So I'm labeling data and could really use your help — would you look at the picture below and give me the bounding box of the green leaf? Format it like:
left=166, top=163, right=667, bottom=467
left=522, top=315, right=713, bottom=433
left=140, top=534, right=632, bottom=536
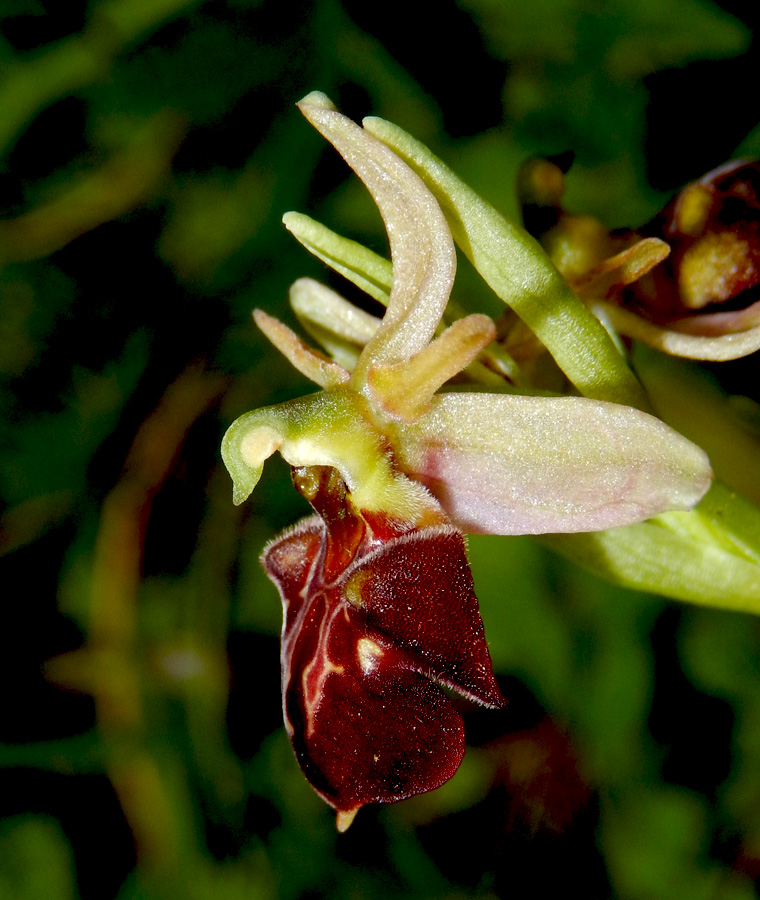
left=633, top=345, right=760, bottom=508
left=544, top=482, right=760, bottom=613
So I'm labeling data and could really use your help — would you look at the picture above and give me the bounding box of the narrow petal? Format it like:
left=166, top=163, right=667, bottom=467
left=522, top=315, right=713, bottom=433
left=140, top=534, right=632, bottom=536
left=574, top=238, right=670, bottom=298
left=289, top=277, right=380, bottom=371
left=660, top=297, right=760, bottom=337
left=253, top=309, right=349, bottom=389
left=296, top=93, right=456, bottom=381
left=283, top=212, right=392, bottom=305
left=363, top=114, right=651, bottom=411
left=389, top=393, right=712, bottom=534
left=366, top=314, right=496, bottom=422
left=591, top=300, right=760, bottom=361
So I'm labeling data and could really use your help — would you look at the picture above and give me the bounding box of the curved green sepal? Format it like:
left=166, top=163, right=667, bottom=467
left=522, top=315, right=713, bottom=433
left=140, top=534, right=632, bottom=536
left=363, top=115, right=650, bottom=411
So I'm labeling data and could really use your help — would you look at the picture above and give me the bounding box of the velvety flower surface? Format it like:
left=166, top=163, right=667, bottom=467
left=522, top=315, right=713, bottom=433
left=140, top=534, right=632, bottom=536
left=222, top=93, right=712, bottom=829
left=264, top=466, right=503, bottom=831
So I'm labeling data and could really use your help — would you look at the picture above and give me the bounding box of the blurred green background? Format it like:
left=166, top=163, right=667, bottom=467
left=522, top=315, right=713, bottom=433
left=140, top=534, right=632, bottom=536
left=1, top=1, right=760, bottom=897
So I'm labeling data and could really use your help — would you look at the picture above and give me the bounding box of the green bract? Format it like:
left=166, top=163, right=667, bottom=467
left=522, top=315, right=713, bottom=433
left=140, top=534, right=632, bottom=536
left=223, top=93, right=725, bottom=602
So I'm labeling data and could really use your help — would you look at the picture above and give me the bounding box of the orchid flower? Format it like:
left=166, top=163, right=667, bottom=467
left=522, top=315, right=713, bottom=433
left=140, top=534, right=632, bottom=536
left=222, top=93, right=712, bottom=829
left=520, top=156, right=760, bottom=362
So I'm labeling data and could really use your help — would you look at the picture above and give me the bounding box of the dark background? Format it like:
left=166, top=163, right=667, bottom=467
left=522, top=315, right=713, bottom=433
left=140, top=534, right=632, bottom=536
left=1, top=1, right=760, bottom=898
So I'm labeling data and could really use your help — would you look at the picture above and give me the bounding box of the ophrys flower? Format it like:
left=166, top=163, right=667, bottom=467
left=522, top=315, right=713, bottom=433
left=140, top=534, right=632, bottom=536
left=222, top=93, right=712, bottom=829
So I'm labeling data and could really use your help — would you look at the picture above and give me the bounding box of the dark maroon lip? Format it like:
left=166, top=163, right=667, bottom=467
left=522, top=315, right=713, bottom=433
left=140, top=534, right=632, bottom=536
left=261, top=466, right=505, bottom=822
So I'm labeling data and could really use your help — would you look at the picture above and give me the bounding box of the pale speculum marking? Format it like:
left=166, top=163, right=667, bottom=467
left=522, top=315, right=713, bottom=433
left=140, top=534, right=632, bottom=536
left=301, top=599, right=346, bottom=737
left=356, top=637, right=383, bottom=675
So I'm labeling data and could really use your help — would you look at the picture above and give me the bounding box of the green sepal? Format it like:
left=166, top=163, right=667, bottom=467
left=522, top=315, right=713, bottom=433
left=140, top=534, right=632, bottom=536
left=363, top=115, right=651, bottom=411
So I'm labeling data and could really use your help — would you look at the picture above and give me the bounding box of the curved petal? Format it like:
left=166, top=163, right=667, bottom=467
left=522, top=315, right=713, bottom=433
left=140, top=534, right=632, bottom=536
left=363, top=114, right=651, bottom=411
left=389, top=393, right=713, bottom=534
left=296, top=93, right=456, bottom=381
left=573, top=237, right=670, bottom=298
left=665, top=296, right=760, bottom=336
left=592, top=300, right=760, bottom=361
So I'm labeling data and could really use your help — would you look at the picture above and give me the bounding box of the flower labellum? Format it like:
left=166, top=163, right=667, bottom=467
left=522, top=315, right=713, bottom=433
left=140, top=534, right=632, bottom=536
left=264, top=465, right=504, bottom=832
left=223, top=93, right=713, bottom=828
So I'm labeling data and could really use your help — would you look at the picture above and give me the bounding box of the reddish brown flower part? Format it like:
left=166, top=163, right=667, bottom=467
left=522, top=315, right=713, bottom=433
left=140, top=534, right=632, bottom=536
left=518, top=156, right=760, bottom=360
left=223, top=97, right=713, bottom=832
left=632, top=160, right=760, bottom=322
left=261, top=466, right=505, bottom=831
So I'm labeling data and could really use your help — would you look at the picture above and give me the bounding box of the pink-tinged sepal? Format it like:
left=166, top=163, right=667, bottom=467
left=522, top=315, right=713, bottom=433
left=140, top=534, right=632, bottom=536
left=389, top=393, right=712, bottom=535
